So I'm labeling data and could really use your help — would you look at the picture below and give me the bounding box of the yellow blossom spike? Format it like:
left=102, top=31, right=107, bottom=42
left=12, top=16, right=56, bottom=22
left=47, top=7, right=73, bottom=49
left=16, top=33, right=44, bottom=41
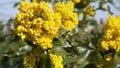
left=23, top=47, right=40, bottom=67
left=73, top=0, right=81, bottom=3
left=14, top=1, right=61, bottom=50
left=99, top=15, right=120, bottom=54
left=55, top=1, right=78, bottom=31
left=85, top=5, right=95, bottom=16
left=14, top=1, right=78, bottom=50
left=49, top=53, right=63, bottom=68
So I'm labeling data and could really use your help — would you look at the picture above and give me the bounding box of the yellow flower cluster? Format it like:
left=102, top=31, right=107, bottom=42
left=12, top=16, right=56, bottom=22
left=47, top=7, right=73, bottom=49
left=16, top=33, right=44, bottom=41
left=14, top=1, right=78, bottom=50
left=95, top=59, right=114, bottom=68
left=83, top=5, right=95, bottom=20
left=23, top=47, right=40, bottom=67
left=24, top=54, right=36, bottom=67
left=50, top=53, right=63, bottom=68
left=99, top=15, right=120, bottom=54
left=73, top=0, right=93, bottom=5
left=85, top=5, right=95, bottom=16
left=73, top=0, right=81, bottom=3
left=55, top=1, right=78, bottom=31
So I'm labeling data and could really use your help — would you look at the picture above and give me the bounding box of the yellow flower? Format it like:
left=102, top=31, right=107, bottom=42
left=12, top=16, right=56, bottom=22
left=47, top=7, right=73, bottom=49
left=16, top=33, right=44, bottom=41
left=36, top=37, right=53, bottom=50
left=73, top=0, right=81, bottom=3
left=73, top=0, right=93, bottom=6
left=14, top=1, right=78, bottom=50
left=105, top=55, right=113, bottom=61
left=49, top=53, right=63, bottom=68
left=55, top=1, right=78, bottom=31
left=101, top=41, right=109, bottom=50
left=23, top=47, right=40, bottom=67
left=14, top=1, right=61, bottom=50
left=99, top=15, right=120, bottom=54
left=85, top=5, right=95, bottom=16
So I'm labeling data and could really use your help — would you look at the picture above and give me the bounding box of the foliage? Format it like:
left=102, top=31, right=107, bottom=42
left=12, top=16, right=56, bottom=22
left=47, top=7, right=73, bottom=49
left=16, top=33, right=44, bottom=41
left=0, top=0, right=120, bottom=68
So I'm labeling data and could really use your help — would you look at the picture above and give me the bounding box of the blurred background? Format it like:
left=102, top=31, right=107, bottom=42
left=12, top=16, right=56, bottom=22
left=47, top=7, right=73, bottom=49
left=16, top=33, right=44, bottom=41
left=0, top=0, right=120, bottom=23
left=0, top=0, right=120, bottom=68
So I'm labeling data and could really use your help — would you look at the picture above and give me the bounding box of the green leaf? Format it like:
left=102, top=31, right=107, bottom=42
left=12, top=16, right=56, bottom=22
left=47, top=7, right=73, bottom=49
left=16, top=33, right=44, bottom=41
left=84, top=63, right=97, bottom=68
left=14, top=2, right=20, bottom=8
left=59, top=27, right=69, bottom=39
left=73, top=46, right=88, bottom=55
left=63, top=56, right=78, bottom=65
left=10, top=57, right=24, bottom=68
left=53, top=37, right=71, bottom=47
left=8, top=35, right=20, bottom=44
left=6, top=19, right=14, bottom=26
left=52, top=45, right=67, bottom=55
left=0, top=23, right=4, bottom=31
left=40, top=51, right=51, bottom=68
left=76, top=63, right=89, bottom=68
left=63, top=49, right=92, bottom=65
left=1, top=56, right=10, bottom=68
left=78, top=50, right=92, bottom=62
left=115, top=55, right=120, bottom=65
